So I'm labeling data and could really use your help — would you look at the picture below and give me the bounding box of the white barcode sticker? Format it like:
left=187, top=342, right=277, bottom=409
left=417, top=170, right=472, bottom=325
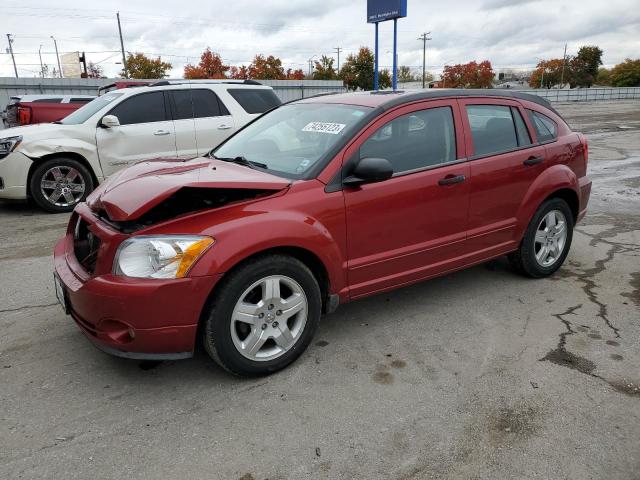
left=302, top=122, right=346, bottom=134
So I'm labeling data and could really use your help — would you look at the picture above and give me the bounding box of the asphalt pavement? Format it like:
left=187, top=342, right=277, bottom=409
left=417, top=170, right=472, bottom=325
left=1, top=100, right=639, bottom=479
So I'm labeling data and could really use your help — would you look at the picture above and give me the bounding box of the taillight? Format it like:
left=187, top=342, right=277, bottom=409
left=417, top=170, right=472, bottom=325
left=17, top=106, right=31, bottom=125
left=581, top=134, right=588, bottom=165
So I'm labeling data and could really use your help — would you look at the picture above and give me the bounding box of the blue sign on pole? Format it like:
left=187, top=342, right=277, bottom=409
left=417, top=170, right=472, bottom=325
left=367, top=0, right=407, bottom=23
left=367, top=0, right=407, bottom=91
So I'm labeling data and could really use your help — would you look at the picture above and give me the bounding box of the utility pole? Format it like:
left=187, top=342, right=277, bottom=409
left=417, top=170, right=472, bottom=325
left=333, top=47, right=342, bottom=72
left=6, top=34, right=18, bottom=78
left=417, top=32, right=431, bottom=89
left=560, top=43, right=567, bottom=88
left=38, top=44, right=45, bottom=78
left=117, top=12, right=127, bottom=78
left=51, top=36, right=63, bottom=78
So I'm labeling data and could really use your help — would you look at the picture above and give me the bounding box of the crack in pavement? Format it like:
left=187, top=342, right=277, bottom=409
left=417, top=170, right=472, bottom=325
left=0, top=303, right=58, bottom=315
left=540, top=305, right=639, bottom=398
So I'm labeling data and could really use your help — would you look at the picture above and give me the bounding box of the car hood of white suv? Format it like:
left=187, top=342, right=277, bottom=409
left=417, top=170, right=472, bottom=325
left=2, top=122, right=95, bottom=157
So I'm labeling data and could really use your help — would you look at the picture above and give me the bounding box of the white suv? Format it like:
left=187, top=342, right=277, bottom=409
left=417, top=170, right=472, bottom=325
left=0, top=80, right=281, bottom=212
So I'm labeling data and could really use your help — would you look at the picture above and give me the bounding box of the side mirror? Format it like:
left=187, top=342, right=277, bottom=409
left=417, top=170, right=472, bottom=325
left=101, top=115, right=120, bottom=128
left=343, top=157, right=393, bottom=187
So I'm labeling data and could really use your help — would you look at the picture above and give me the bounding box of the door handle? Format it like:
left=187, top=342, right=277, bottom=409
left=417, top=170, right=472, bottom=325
left=154, top=130, right=171, bottom=136
left=523, top=156, right=544, bottom=166
left=438, top=174, right=466, bottom=186
left=217, top=124, right=232, bottom=130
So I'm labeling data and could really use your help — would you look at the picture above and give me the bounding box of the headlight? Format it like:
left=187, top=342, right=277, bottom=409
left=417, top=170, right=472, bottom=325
left=113, top=235, right=214, bottom=279
left=0, top=136, right=22, bottom=159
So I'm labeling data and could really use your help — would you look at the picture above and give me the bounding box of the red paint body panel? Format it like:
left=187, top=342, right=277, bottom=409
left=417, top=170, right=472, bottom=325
left=6, top=101, right=86, bottom=127
left=53, top=91, right=591, bottom=359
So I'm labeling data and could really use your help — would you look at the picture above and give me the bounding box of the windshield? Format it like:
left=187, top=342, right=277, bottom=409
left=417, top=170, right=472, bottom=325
left=59, top=92, right=124, bottom=125
left=213, top=103, right=371, bottom=178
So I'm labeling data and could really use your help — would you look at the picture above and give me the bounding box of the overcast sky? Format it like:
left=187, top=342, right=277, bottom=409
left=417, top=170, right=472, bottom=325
left=2, top=0, right=639, bottom=78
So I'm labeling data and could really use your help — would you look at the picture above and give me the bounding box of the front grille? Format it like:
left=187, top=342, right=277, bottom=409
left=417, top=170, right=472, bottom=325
left=73, top=217, right=101, bottom=274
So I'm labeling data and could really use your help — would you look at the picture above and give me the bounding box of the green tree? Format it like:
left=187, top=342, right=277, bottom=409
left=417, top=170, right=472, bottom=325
left=596, top=67, right=612, bottom=86
left=122, top=52, right=172, bottom=79
left=312, top=55, right=337, bottom=80
left=609, top=58, right=640, bottom=87
left=570, top=45, right=603, bottom=87
left=339, top=47, right=392, bottom=90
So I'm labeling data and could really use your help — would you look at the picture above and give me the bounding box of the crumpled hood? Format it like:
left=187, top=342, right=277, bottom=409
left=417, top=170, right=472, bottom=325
left=86, top=157, right=291, bottom=221
left=1, top=122, right=78, bottom=141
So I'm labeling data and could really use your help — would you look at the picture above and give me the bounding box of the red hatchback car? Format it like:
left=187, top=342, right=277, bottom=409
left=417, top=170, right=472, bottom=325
left=54, top=90, right=591, bottom=376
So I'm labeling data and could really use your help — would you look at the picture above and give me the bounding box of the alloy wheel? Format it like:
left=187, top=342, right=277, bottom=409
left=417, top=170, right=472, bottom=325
left=40, top=166, right=86, bottom=207
left=230, top=275, right=308, bottom=362
left=534, top=209, right=568, bottom=267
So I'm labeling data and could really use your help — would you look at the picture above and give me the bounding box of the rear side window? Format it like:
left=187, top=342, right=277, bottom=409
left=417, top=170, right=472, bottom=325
left=32, top=98, right=62, bottom=103
left=69, top=98, right=93, bottom=104
left=192, top=89, right=229, bottom=118
left=108, top=92, right=167, bottom=125
left=511, top=107, right=532, bottom=146
left=527, top=110, right=557, bottom=142
left=466, top=105, right=518, bottom=156
left=227, top=88, right=281, bottom=114
left=360, top=106, right=457, bottom=174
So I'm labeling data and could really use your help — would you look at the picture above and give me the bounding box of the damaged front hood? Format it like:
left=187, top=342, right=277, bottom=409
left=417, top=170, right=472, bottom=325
left=87, top=157, right=291, bottom=222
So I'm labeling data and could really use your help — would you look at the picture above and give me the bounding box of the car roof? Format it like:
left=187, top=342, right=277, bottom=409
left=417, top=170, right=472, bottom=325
left=297, top=89, right=557, bottom=114
left=112, top=80, right=273, bottom=97
left=11, top=94, right=95, bottom=101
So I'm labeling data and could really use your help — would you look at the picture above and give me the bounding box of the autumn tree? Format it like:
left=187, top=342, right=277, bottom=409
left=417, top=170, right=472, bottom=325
left=528, top=59, right=566, bottom=89
left=312, top=55, right=337, bottom=80
left=229, top=65, right=250, bottom=79
left=123, top=52, right=172, bottom=79
left=86, top=62, right=104, bottom=78
left=609, top=58, right=640, bottom=87
left=398, top=66, right=414, bottom=83
left=286, top=68, right=305, bottom=80
left=442, top=60, right=494, bottom=88
left=184, top=48, right=229, bottom=79
left=570, top=45, right=603, bottom=88
left=249, top=54, right=286, bottom=79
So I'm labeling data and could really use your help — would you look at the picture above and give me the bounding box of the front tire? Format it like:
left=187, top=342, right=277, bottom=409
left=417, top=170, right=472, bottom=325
left=203, top=255, right=322, bottom=376
left=509, top=198, right=574, bottom=278
left=30, top=158, right=94, bottom=213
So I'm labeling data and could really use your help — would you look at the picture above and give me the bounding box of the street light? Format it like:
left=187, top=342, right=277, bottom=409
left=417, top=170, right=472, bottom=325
left=307, top=55, right=317, bottom=78
left=51, top=36, right=63, bottom=78
left=38, top=45, right=45, bottom=78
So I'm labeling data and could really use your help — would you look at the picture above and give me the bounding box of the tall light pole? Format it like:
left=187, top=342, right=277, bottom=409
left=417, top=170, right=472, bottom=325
left=333, top=47, right=342, bottom=72
left=38, top=44, right=45, bottom=78
left=51, top=36, right=63, bottom=78
left=560, top=43, right=567, bottom=88
left=417, top=32, right=431, bottom=88
left=6, top=34, right=18, bottom=78
left=307, top=55, right=317, bottom=78
left=117, top=12, right=128, bottom=78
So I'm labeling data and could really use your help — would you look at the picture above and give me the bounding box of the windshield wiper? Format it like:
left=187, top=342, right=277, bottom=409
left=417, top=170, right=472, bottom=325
left=213, top=155, right=267, bottom=170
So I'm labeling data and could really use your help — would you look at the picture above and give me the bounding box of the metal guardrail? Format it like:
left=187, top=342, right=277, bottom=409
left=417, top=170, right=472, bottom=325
left=517, top=87, right=640, bottom=102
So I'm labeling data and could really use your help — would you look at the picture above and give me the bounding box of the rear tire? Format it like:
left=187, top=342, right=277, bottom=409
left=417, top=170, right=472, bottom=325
left=30, top=157, right=94, bottom=213
left=202, top=255, right=322, bottom=376
left=509, top=198, right=574, bottom=278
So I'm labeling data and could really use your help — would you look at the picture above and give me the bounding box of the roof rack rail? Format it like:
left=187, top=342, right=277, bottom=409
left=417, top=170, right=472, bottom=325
left=149, top=79, right=262, bottom=87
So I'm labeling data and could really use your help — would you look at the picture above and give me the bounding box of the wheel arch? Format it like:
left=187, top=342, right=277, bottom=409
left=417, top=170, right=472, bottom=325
left=26, top=152, right=99, bottom=197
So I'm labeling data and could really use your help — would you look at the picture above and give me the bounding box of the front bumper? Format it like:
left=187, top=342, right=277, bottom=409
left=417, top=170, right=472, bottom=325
left=0, top=151, right=31, bottom=200
left=53, top=204, right=222, bottom=359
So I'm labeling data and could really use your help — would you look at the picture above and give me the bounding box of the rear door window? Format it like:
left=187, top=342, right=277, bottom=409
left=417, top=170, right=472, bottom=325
left=192, top=89, right=229, bottom=118
left=108, top=92, right=167, bottom=125
left=227, top=88, right=282, bottom=114
left=527, top=110, right=557, bottom=142
left=360, top=106, right=457, bottom=174
left=466, top=105, right=519, bottom=156
left=170, top=90, right=194, bottom=120
left=511, top=107, right=532, bottom=146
